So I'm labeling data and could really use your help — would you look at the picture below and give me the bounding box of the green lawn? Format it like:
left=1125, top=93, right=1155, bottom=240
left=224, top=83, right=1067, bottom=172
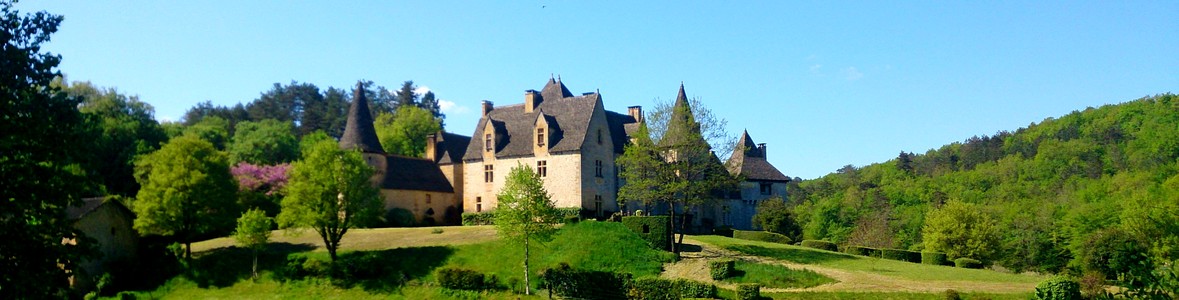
left=722, top=260, right=836, bottom=289
left=692, top=235, right=1045, bottom=285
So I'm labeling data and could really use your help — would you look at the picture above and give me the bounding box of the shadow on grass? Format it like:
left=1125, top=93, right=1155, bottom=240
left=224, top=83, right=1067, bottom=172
left=187, top=242, right=317, bottom=288
left=679, top=243, right=703, bottom=253
left=725, top=244, right=857, bottom=264
left=328, top=246, right=454, bottom=293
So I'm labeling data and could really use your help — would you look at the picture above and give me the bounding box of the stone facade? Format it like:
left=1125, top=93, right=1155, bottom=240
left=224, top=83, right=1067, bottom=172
left=66, top=197, right=138, bottom=291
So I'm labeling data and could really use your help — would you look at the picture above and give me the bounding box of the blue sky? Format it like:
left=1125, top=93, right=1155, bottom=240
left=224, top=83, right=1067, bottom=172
left=21, top=1, right=1177, bottom=179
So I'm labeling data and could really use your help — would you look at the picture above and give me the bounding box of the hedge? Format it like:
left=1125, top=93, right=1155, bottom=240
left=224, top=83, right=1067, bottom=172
left=622, top=216, right=671, bottom=251
left=540, top=263, right=632, bottom=300
left=733, top=230, right=792, bottom=244
left=736, top=283, right=762, bottom=300
left=628, top=277, right=678, bottom=300
left=435, top=268, right=486, bottom=290
left=921, top=252, right=948, bottom=266
left=709, top=259, right=735, bottom=280
left=801, top=240, right=837, bottom=252
left=675, top=279, right=718, bottom=299
left=881, top=249, right=921, bottom=263
left=460, top=211, right=495, bottom=226
left=954, top=258, right=983, bottom=269
left=556, top=207, right=581, bottom=218
left=844, top=245, right=873, bottom=257
left=1034, top=276, right=1080, bottom=300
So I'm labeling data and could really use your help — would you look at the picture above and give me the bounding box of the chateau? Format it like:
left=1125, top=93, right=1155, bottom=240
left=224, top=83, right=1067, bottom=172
left=340, top=78, right=788, bottom=230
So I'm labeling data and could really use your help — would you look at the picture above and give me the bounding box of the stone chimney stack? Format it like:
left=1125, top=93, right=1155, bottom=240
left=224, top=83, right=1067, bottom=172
left=758, top=143, right=767, bottom=157
left=425, top=133, right=439, bottom=161
left=628, top=106, right=643, bottom=123
left=481, top=100, right=494, bottom=116
left=524, top=90, right=541, bottom=113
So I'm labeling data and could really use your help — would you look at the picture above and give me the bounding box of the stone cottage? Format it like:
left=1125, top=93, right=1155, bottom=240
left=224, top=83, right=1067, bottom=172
left=66, top=197, right=137, bottom=291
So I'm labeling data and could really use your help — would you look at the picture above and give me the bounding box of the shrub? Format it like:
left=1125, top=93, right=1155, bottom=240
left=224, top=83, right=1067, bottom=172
left=460, top=211, right=495, bottom=225
left=435, top=267, right=486, bottom=290
left=556, top=207, right=581, bottom=218
left=736, top=283, right=762, bottom=300
left=541, top=263, right=632, bottom=300
left=628, top=277, right=678, bottom=300
left=563, top=215, right=580, bottom=224
left=622, top=216, right=671, bottom=251
left=922, top=252, right=949, bottom=266
left=844, top=245, right=871, bottom=256
left=801, top=240, right=837, bottom=252
left=384, top=208, right=416, bottom=227
left=712, top=225, right=734, bottom=237
left=299, top=256, right=331, bottom=277
left=882, top=249, right=921, bottom=263
left=430, top=228, right=444, bottom=234
left=953, top=258, right=983, bottom=269
left=943, top=289, right=961, bottom=300
left=1034, top=276, right=1080, bottom=300
left=752, top=197, right=801, bottom=240
left=733, top=230, right=792, bottom=244
left=675, top=279, right=718, bottom=298
left=709, top=259, right=736, bottom=280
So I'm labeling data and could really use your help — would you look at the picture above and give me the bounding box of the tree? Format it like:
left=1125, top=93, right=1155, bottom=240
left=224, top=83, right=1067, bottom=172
left=419, top=90, right=445, bottom=122
left=646, top=96, right=737, bottom=159
left=395, top=80, right=417, bottom=107
left=230, top=162, right=290, bottom=216
left=233, top=208, right=273, bottom=279
left=357, top=80, right=397, bottom=116
left=922, top=201, right=1000, bottom=262
left=752, top=197, right=802, bottom=241
left=133, top=136, right=239, bottom=262
left=247, top=81, right=320, bottom=125
left=301, top=86, right=349, bottom=138
left=494, top=164, right=561, bottom=295
left=181, top=100, right=249, bottom=132
left=228, top=119, right=298, bottom=165
left=278, top=139, right=382, bottom=261
left=58, top=80, right=167, bottom=196
left=373, top=106, right=442, bottom=157
left=0, top=2, right=97, bottom=296
left=181, top=116, right=231, bottom=150
left=617, top=123, right=678, bottom=212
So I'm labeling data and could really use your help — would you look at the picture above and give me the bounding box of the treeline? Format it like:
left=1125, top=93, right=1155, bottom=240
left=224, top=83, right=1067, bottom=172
left=792, top=94, right=1179, bottom=276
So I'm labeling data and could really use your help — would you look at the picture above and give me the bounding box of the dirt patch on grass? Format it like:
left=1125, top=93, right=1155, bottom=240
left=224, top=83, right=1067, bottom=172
left=663, top=236, right=1035, bottom=294
left=192, top=226, right=498, bottom=253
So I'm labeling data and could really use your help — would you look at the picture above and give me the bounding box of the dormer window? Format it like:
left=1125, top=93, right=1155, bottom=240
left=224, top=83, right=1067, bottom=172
left=537, top=128, right=545, bottom=147
left=485, top=134, right=492, bottom=152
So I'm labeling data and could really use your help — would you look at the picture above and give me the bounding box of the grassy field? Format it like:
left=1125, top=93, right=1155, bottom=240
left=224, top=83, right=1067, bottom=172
left=190, top=225, right=498, bottom=253
left=722, top=260, right=836, bottom=289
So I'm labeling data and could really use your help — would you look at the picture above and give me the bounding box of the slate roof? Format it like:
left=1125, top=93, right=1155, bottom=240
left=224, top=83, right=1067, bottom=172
left=659, top=83, right=703, bottom=148
left=435, top=131, right=471, bottom=165
left=340, top=82, right=385, bottom=154
left=378, top=155, right=455, bottom=193
left=463, top=78, right=638, bottom=161
left=67, top=197, right=133, bottom=220
left=725, top=130, right=790, bottom=182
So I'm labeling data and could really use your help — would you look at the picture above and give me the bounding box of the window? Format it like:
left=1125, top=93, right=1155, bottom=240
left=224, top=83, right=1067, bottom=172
left=537, top=128, right=545, bottom=147
left=537, top=160, right=547, bottom=177
left=595, top=160, right=603, bottom=178
left=425, top=194, right=432, bottom=204
left=484, top=165, right=494, bottom=183
left=595, top=195, right=603, bottom=217
left=485, top=134, right=492, bottom=152
left=759, top=182, right=773, bottom=195
left=476, top=197, right=482, bottom=212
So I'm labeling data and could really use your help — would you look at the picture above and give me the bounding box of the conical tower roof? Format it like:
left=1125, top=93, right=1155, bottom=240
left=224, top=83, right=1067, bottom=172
left=660, top=83, right=702, bottom=147
left=339, top=81, right=385, bottom=154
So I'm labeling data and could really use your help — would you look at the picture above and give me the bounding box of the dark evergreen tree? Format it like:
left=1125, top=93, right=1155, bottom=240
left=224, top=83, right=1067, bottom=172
left=419, top=90, right=445, bottom=124
left=395, top=80, right=416, bottom=107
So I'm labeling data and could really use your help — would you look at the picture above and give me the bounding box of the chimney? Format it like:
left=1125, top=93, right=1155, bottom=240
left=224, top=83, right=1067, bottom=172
left=758, top=143, right=767, bottom=157
left=481, top=100, right=494, bottom=116
left=524, top=90, right=540, bottom=113
left=425, top=133, right=438, bottom=161
left=627, top=106, right=643, bottom=123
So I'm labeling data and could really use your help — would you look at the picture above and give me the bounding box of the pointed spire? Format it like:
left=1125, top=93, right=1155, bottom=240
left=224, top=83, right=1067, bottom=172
left=340, top=81, right=385, bottom=154
left=541, top=75, right=573, bottom=100
left=659, top=83, right=702, bottom=147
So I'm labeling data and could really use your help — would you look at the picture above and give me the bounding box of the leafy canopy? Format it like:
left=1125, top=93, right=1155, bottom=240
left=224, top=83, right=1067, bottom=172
left=228, top=119, right=298, bottom=165
left=495, top=164, right=562, bottom=295
left=278, top=139, right=382, bottom=261
left=921, top=201, right=999, bottom=261
left=374, top=105, right=442, bottom=158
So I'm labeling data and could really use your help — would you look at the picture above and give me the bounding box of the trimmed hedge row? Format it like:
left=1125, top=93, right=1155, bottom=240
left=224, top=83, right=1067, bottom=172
left=733, top=230, right=792, bottom=244
left=460, top=211, right=495, bottom=225
left=709, top=259, right=735, bottom=280
left=628, top=277, right=718, bottom=300
left=881, top=249, right=921, bottom=263
left=622, top=216, right=671, bottom=251
left=540, top=263, right=631, bottom=300
left=435, top=268, right=486, bottom=290
left=844, top=246, right=875, bottom=257
left=676, top=279, right=719, bottom=299
left=921, top=252, right=948, bottom=266
left=1034, top=276, right=1080, bottom=300
left=801, top=240, right=837, bottom=252
left=954, top=258, right=983, bottom=269
left=736, top=283, right=762, bottom=300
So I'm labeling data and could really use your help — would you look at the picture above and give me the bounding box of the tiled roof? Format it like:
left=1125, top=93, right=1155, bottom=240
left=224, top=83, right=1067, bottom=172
left=435, top=131, right=471, bottom=165
left=378, top=155, right=455, bottom=193
left=726, top=130, right=790, bottom=182
left=340, top=82, right=385, bottom=154
left=67, top=197, right=133, bottom=220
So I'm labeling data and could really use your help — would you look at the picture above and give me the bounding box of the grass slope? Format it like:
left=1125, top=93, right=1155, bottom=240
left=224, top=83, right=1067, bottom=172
left=723, top=260, right=835, bottom=289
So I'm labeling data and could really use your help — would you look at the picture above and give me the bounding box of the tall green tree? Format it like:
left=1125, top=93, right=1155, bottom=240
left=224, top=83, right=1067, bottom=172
left=233, top=208, right=273, bottom=279
left=373, top=105, right=442, bottom=157
left=247, top=81, right=320, bottom=125
left=419, top=90, right=444, bottom=121
left=228, top=119, right=298, bottom=165
left=133, top=136, right=239, bottom=262
left=59, top=80, right=168, bottom=196
left=922, top=201, right=1000, bottom=261
left=395, top=80, right=417, bottom=107
left=278, top=139, right=382, bottom=261
left=494, top=164, right=561, bottom=295
left=752, top=197, right=802, bottom=241
left=182, top=100, right=249, bottom=132
left=181, top=116, right=231, bottom=150
left=0, top=2, right=97, bottom=296
left=617, top=122, right=679, bottom=214
left=301, top=86, right=349, bottom=138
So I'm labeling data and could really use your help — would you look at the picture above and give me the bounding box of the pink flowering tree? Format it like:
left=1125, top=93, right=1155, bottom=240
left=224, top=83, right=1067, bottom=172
left=232, top=163, right=290, bottom=215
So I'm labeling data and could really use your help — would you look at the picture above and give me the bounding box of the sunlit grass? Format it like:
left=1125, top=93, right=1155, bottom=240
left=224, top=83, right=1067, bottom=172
left=722, top=260, right=836, bottom=289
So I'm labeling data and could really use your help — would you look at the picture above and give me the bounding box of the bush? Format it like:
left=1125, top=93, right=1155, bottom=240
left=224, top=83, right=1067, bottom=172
left=943, top=289, right=961, bottom=300
left=541, top=263, right=632, bottom=300
left=556, top=207, right=581, bottom=218
left=1034, top=276, right=1080, bottom=300
left=713, top=225, right=734, bottom=237
left=435, top=268, right=486, bottom=290
left=622, top=216, right=671, bottom=251
left=563, top=215, right=580, bottom=224
left=882, top=249, right=921, bottom=263
left=384, top=208, right=416, bottom=227
left=922, top=252, right=949, bottom=266
left=953, top=258, right=983, bottom=269
left=460, top=211, right=495, bottom=225
left=676, top=279, right=718, bottom=298
left=844, top=245, right=872, bottom=256
left=628, top=277, right=678, bottom=300
left=733, top=230, right=792, bottom=244
left=736, top=283, right=762, bottom=300
left=709, top=259, right=736, bottom=280
left=801, top=240, right=837, bottom=252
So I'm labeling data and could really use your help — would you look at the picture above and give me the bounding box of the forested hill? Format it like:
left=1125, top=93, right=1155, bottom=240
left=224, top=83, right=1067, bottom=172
left=791, top=93, right=1178, bottom=273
